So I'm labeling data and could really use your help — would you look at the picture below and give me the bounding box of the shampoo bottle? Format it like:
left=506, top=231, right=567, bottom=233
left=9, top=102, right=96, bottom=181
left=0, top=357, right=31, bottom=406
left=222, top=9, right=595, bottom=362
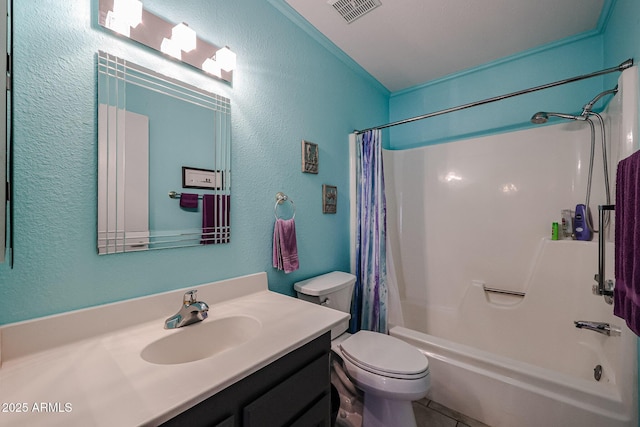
left=574, top=204, right=592, bottom=241
left=560, top=209, right=574, bottom=239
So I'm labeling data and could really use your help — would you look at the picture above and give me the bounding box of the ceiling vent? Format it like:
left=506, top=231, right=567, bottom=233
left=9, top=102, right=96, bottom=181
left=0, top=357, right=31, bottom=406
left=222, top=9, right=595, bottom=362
left=329, top=0, right=382, bottom=24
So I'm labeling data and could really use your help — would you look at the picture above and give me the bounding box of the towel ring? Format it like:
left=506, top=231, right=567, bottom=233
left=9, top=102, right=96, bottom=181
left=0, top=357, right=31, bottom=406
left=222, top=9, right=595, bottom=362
left=275, top=192, right=296, bottom=220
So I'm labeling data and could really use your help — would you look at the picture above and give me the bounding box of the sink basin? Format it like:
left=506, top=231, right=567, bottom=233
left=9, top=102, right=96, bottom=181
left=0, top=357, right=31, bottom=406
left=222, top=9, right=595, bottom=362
left=141, top=316, right=262, bottom=365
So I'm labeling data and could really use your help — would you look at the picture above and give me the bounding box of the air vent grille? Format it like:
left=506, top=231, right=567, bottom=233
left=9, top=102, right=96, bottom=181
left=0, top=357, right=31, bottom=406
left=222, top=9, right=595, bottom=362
left=329, top=0, right=382, bottom=24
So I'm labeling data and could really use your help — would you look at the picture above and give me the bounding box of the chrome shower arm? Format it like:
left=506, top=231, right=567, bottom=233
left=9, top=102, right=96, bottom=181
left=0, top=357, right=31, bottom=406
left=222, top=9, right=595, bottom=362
left=581, top=86, right=619, bottom=116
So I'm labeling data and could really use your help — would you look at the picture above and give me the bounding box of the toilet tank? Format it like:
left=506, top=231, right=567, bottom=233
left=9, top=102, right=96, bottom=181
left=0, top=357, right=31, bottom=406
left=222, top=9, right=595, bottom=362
left=294, top=271, right=356, bottom=339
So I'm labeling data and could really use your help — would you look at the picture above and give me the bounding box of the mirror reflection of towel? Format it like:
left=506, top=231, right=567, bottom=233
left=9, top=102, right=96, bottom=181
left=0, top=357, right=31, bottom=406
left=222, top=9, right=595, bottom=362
left=179, top=193, right=199, bottom=209
left=273, top=218, right=299, bottom=273
left=614, top=150, right=640, bottom=336
left=201, top=195, right=230, bottom=244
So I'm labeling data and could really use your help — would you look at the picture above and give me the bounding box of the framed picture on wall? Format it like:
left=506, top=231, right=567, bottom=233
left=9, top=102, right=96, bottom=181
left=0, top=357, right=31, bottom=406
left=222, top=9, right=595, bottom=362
left=322, top=184, right=337, bottom=214
left=302, top=140, right=319, bottom=174
left=182, top=166, right=223, bottom=190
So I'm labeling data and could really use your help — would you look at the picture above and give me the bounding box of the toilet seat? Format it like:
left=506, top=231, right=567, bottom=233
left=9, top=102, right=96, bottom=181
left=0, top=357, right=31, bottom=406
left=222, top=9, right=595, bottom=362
left=339, top=331, right=429, bottom=380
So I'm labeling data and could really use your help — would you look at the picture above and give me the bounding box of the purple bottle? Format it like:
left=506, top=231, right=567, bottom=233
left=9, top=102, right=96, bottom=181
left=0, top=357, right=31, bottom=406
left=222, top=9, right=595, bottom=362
left=574, top=204, right=592, bottom=241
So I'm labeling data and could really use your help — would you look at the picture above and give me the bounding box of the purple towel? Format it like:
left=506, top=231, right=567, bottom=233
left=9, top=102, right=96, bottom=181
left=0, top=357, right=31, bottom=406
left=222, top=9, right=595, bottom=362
left=201, top=194, right=230, bottom=244
left=179, top=193, right=199, bottom=209
left=614, top=150, right=640, bottom=336
left=273, top=218, right=299, bottom=273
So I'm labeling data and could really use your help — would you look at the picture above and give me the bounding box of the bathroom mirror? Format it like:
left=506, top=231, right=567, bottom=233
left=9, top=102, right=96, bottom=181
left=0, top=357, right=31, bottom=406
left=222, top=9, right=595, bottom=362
left=97, top=51, right=231, bottom=254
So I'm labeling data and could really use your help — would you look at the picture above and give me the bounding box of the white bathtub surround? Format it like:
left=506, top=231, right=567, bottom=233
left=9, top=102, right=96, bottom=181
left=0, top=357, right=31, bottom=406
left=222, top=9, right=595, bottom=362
left=393, top=323, right=633, bottom=427
left=391, top=241, right=636, bottom=427
left=0, top=273, right=348, bottom=426
left=385, top=66, right=639, bottom=427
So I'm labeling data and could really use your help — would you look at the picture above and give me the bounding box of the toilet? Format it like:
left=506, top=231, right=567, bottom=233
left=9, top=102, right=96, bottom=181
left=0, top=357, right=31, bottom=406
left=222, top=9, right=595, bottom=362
left=294, top=271, right=430, bottom=427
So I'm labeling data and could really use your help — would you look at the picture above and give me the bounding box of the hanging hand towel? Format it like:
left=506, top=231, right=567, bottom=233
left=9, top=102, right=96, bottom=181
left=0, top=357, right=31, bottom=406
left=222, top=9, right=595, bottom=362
left=179, top=193, right=199, bottom=209
left=614, top=150, right=640, bottom=336
left=273, top=218, right=299, bottom=273
left=201, top=194, right=230, bottom=244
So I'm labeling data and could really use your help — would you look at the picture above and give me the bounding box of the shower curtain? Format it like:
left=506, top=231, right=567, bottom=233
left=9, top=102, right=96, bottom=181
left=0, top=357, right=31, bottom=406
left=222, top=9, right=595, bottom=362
left=351, top=129, right=402, bottom=333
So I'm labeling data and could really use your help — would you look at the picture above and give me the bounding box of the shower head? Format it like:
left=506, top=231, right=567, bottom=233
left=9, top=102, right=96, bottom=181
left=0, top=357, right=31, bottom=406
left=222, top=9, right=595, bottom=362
left=530, top=111, right=586, bottom=124
left=531, top=112, right=549, bottom=124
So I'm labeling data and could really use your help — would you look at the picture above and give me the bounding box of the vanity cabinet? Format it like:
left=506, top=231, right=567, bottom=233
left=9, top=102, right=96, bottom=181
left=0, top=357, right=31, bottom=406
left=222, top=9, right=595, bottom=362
left=161, top=332, right=332, bottom=427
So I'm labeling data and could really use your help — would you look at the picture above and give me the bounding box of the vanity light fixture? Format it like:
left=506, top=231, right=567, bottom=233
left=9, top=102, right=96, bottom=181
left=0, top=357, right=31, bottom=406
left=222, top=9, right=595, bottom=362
left=98, top=0, right=236, bottom=84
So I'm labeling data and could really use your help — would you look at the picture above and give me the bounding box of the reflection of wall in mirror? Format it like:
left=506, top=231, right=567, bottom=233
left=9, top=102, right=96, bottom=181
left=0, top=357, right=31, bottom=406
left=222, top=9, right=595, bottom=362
left=125, top=83, right=217, bottom=233
left=98, top=105, right=149, bottom=254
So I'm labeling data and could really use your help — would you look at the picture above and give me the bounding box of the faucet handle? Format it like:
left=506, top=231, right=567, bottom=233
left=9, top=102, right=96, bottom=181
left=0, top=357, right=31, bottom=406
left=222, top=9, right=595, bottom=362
left=183, top=290, right=198, bottom=305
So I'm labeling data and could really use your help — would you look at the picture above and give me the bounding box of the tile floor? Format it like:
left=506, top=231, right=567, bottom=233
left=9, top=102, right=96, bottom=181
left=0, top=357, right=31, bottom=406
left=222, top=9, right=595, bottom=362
left=413, top=398, right=491, bottom=427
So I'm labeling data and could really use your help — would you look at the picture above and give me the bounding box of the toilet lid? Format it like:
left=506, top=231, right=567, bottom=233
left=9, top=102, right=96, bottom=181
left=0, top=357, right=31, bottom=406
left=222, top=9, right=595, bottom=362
left=339, top=331, right=428, bottom=377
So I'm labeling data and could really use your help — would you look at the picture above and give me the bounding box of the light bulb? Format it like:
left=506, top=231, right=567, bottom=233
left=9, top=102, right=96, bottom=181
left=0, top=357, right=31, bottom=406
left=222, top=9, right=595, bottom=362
left=215, top=47, right=236, bottom=72
left=113, top=0, right=142, bottom=28
left=172, top=23, right=196, bottom=52
left=160, top=38, right=182, bottom=60
left=105, top=11, right=130, bottom=37
left=202, top=58, right=222, bottom=76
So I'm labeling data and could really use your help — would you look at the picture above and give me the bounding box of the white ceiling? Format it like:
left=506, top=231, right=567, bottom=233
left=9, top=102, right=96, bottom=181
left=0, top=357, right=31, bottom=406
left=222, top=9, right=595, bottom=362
left=284, top=0, right=605, bottom=92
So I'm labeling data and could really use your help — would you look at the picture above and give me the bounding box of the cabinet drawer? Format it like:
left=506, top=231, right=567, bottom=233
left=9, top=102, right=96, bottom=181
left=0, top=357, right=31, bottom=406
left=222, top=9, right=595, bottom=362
left=289, top=393, right=331, bottom=427
left=243, top=354, right=329, bottom=427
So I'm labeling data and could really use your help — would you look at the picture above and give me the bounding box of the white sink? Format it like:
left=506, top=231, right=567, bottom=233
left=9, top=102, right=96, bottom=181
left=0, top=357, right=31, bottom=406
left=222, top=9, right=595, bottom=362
left=141, top=315, right=262, bottom=365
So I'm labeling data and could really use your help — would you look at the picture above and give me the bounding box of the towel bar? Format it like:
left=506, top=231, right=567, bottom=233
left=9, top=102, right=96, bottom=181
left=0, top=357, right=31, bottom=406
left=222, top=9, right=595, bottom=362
left=169, top=191, right=203, bottom=199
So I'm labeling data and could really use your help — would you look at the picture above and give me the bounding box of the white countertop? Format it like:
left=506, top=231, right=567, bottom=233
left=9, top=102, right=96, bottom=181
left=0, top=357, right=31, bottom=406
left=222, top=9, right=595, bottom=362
left=0, top=273, right=349, bottom=426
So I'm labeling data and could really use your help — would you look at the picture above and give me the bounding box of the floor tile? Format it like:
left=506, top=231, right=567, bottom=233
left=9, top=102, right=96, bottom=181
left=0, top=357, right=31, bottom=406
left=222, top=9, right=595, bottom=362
left=413, top=401, right=457, bottom=427
left=427, top=401, right=491, bottom=427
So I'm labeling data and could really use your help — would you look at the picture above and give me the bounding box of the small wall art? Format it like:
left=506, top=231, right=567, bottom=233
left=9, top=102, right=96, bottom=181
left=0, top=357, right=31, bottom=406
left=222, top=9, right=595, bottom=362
left=322, top=184, right=337, bottom=214
left=302, top=140, right=319, bottom=174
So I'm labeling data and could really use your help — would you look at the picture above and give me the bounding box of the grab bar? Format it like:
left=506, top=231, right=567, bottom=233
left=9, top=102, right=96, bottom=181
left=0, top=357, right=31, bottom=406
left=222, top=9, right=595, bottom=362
left=483, top=285, right=525, bottom=297
left=594, top=205, right=615, bottom=304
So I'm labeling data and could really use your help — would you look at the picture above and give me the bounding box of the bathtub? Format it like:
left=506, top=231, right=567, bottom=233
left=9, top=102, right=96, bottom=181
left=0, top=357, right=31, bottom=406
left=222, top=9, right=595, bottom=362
left=390, top=239, right=638, bottom=427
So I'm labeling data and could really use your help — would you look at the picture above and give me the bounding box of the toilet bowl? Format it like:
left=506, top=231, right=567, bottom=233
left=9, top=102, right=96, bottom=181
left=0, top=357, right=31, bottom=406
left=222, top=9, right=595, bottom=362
left=294, top=272, right=430, bottom=427
left=338, top=330, right=430, bottom=427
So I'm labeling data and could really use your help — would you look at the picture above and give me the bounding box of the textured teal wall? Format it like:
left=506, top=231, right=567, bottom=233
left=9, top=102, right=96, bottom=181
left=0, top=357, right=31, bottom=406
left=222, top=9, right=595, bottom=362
left=388, top=37, right=607, bottom=150
left=0, top=0, right=388, bottom=324
left=603, top=0, right=640, bottom=114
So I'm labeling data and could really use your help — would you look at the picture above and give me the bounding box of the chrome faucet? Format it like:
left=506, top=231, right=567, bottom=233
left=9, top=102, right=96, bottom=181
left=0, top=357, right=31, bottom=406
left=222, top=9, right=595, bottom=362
left=164, top=290, right=209, bottom=329
left=574, top=320, right=621, bottom=337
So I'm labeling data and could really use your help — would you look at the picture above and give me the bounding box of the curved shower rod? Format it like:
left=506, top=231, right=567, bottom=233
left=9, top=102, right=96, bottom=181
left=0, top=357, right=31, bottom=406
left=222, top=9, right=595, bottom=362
left=354, top=58, right=634, bottom=135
